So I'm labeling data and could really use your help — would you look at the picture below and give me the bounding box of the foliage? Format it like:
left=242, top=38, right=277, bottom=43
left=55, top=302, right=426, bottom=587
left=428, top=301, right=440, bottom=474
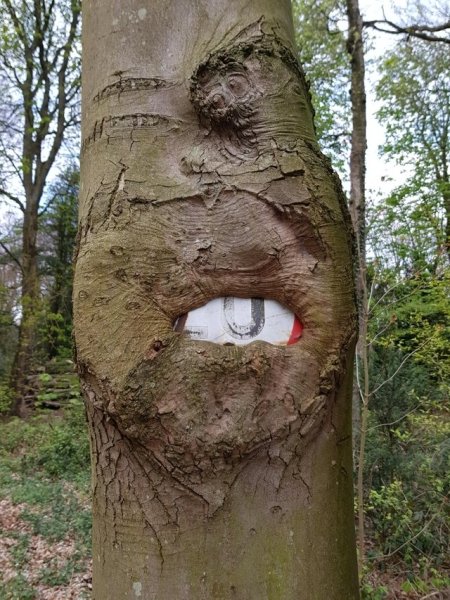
left=0, top=381, right=12, bottom=414
left=0, top=0, right=81, bottom=414
left=0, top=288, right=17, bottom=378
left=363, top=273, right=449, bottom=570
left=376, top=39, right=450, bottom=261
left=30, top=410, right=89, bottom=482
left=0, top=167, right=79, bottom=384
left=38, top=167, right=79, bottom=358
left=38, top=550, right=88, bottom=587
left=360, top=581, right=388, bottom=600
left=0, top=222, right=21, bottom=378
left=363, top=38, right=450, bottom=575
left=377, top=39, right=450, bottom=166
left=292, top=0, right=351, bottom=175
left=366, top=403, right=449, bottom=563
left=0, top=532, right=36, bottom=599
left=0, top=402, right=89, bottom=483
left=401, top=572, right=450, bottom=595
left=370, top=190, right=447, bottom=275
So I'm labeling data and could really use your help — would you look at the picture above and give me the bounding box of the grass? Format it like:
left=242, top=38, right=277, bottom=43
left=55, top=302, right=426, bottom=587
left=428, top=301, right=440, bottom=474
left=0, top=391, right=448, bottom=599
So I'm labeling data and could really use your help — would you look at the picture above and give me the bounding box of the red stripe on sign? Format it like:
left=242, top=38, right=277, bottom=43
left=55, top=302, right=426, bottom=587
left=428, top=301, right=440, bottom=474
left=287, top=316, right=303, bottom=345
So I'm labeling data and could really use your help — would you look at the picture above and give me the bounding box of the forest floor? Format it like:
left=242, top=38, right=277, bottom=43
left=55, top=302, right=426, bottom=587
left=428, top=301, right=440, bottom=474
left=0, top=361, right=92, bottom=599
left=0, top=363, right=448, bottom=599
left=0, top=498, right=91, bottom=599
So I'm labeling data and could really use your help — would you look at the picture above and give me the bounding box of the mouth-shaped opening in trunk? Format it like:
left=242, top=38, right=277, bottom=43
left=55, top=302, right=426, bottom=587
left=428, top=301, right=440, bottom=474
left=174, top=297, right=303, bottom=346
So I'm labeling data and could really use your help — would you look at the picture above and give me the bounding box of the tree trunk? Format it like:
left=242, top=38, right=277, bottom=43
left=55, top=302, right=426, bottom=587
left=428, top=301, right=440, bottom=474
left=443, top=184, right=450, bottom=261
left=3, top=0, right=80, bottom=416
left=10, top=197, right=40, bottom=417
left=75, top=1, right=359, bottom=598
left=346, top=0, right=368, bottom=575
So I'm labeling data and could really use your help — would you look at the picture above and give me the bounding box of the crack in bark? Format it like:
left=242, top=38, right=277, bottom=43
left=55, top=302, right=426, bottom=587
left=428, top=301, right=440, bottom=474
left=93, top=77, right=176, bottom=103
left=82, top=113, right=184, bottom=152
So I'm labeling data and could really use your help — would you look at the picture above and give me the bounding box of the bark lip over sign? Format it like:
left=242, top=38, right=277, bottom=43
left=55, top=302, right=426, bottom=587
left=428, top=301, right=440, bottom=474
left=75, top=2, right=359, bottom=598
left=77, top=29, right=353, bottom=486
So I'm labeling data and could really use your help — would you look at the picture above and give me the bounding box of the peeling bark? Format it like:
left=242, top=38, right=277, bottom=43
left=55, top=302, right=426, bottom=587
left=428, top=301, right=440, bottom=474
left=75, top=1, right=359, bottom=598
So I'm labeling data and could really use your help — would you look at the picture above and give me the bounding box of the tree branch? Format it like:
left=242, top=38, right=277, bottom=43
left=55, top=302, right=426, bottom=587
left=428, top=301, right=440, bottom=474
left=35, top=1, right=81, bottom=197
left=373, top=505, right=442, bottom=562
left=369, top=339, right=430, bottom=398
left=363, top=19, right=450, bottom=44
left=0, top=240, right=23, bottom=273
left=0, top=187, right=25, bottom=212
left=368, top=404, right=420, bottom=431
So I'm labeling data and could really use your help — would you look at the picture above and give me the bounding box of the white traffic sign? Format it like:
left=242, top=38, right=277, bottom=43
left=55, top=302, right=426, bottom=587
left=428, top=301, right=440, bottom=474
left=175, top=297, right=302, bottom=346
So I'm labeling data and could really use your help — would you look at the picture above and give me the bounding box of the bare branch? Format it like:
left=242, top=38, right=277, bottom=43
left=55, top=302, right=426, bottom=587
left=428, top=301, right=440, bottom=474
left=368, top=404, right=421, bottom=430
left=369, top=340, right=430, bottom=398
left=0, top=188, right=25, bottom=212
left=374, top=505, right=442, bottom=561
left=38, top=190, right=58, bottom=216
left=0, top=240, right=23, bottom=273
left=35, top=2, right=81, bottom=197
left=364, top=18, right=450, bottom=44
left=2, top=0, right=27, bottom=46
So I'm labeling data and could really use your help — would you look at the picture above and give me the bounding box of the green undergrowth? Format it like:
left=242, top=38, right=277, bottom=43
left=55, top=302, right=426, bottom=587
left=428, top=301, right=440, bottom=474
left=0, top=386, right=447, bottom=598
left=0, top=398, right=91, bottom=598
left=361, top=572, right=450, bottom=600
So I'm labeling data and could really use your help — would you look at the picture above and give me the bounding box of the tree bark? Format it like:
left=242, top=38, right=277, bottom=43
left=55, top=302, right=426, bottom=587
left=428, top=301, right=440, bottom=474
left=75, top=1, right=359, bottom=598
left=10, top=197, right=40, bottom=417
left=346, top=0, right=368, bottom=575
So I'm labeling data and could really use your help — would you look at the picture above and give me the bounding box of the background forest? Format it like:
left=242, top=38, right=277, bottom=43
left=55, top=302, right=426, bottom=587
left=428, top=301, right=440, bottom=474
left=0, top=0, right=448, bottom=598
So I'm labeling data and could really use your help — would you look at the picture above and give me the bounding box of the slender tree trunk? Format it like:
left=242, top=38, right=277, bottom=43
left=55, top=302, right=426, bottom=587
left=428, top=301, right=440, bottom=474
left=346, top=0, right=368, bottom=576
left=11, top=197, right=40, bottom=417
left=75, top=1, right=359, bottom=597
left=443, top=185, right=450, bottom=260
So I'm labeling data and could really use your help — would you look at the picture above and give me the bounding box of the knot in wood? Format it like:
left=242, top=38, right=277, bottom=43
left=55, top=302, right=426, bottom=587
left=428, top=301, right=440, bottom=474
left=190, top=62, right=261, bottom=128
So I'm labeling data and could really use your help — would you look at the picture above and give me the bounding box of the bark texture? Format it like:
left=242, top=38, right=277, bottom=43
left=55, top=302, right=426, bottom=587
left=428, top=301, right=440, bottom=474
left=346, top=0, right=368, bottom=574
left=75, top=1, right=359, bottom=598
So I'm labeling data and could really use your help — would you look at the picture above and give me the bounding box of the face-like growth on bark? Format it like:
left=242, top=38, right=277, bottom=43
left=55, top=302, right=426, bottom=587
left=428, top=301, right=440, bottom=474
left=75, top=24, right=355, bottom=504
left=191, top=64, right=259, bottom=125
left=190, top=34, right=314, bottom=154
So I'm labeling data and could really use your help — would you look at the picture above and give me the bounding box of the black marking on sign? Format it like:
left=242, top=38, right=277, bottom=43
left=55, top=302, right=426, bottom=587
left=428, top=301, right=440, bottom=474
left=184, top=326, right=208, bottom=339
left=222, top=297, right=265, bottom=340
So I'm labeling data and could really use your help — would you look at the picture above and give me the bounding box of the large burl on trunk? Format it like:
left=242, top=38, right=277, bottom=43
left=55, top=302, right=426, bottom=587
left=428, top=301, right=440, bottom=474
left=74, top=1, right=359, bottom=598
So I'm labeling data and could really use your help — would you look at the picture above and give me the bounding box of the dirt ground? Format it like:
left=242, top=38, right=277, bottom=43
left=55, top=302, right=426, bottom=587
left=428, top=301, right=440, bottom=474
left=0, top=499, right=91, bottom=599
